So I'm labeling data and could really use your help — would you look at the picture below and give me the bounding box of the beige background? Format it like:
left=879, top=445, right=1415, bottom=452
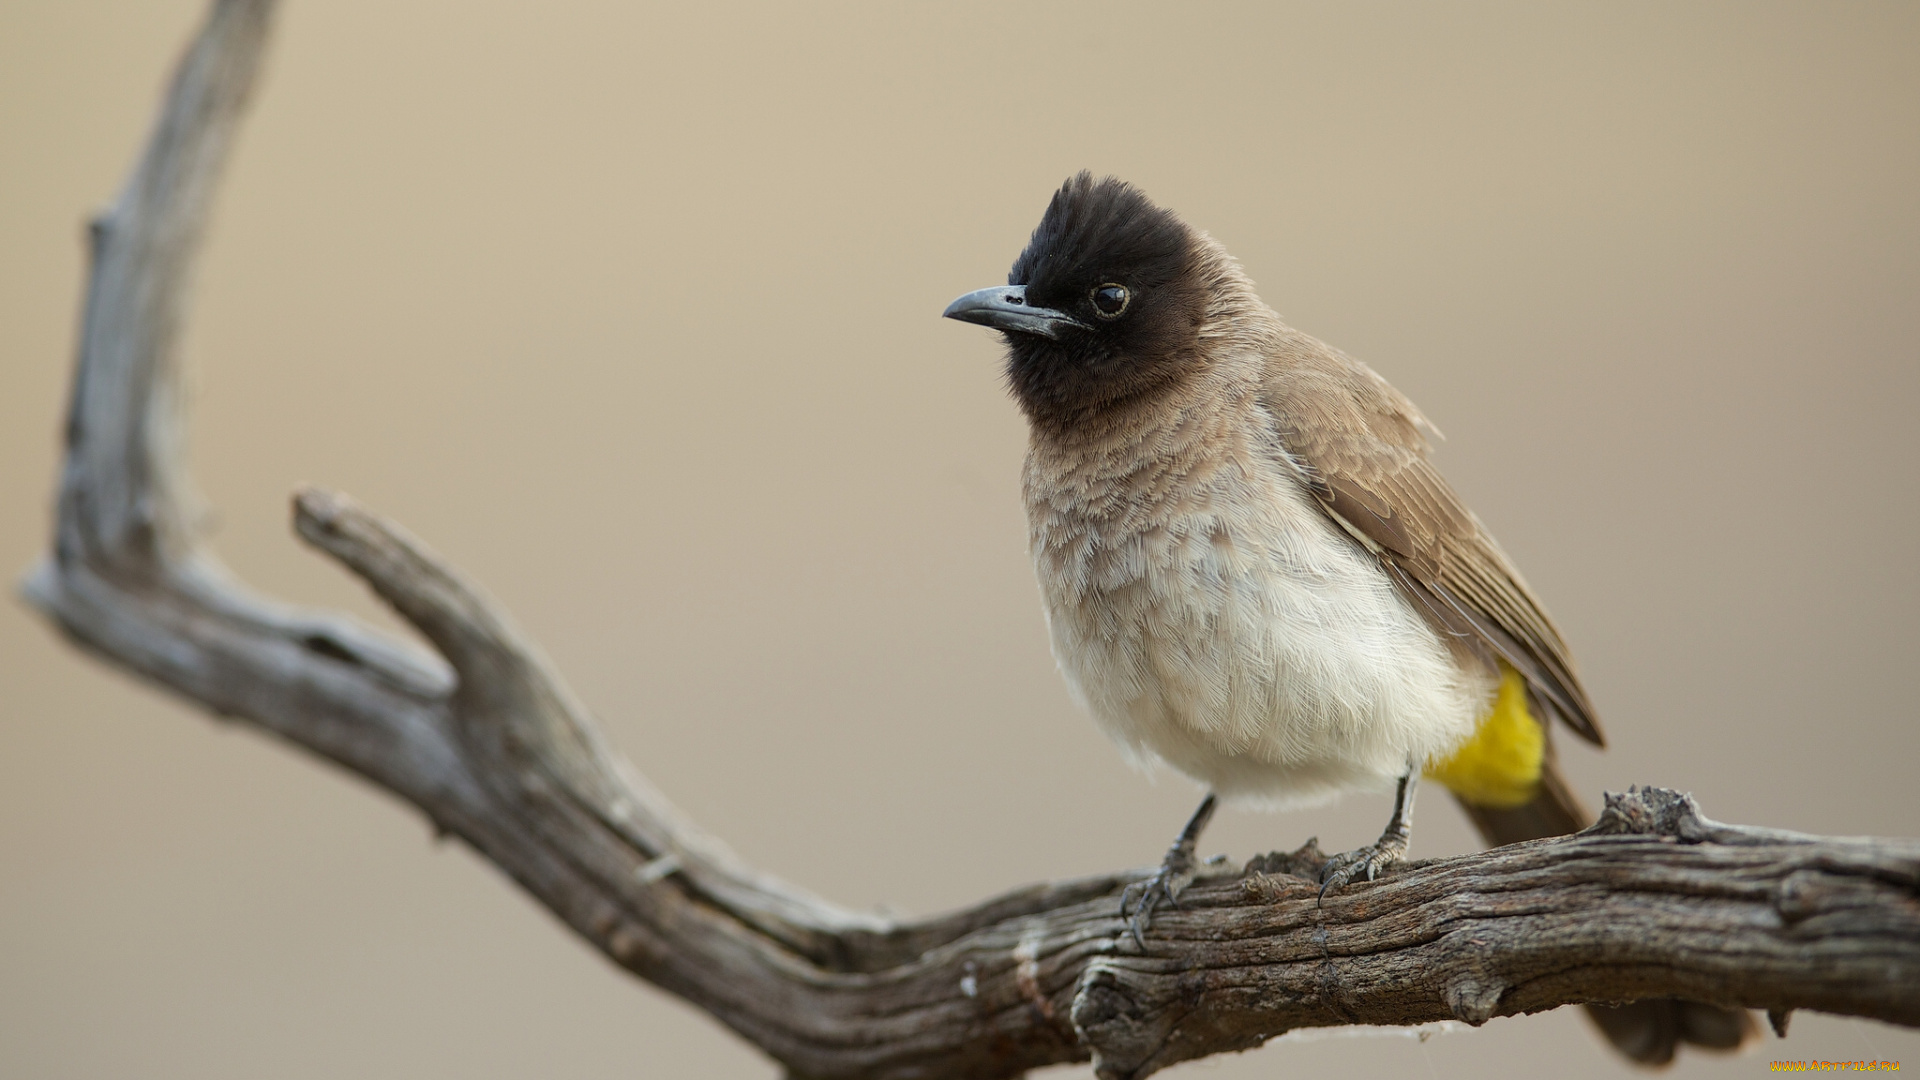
left=4, top=2, right=1917, bottom=1076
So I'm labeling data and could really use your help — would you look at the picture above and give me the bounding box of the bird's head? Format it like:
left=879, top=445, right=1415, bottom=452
left=944, top=173, right=1212, bottom=432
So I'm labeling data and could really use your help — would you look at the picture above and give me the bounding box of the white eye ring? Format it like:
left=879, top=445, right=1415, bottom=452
left=1090, top=283, right=1130, bottom=319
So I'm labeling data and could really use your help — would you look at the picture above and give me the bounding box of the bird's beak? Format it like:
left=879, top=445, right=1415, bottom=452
left=942, top=285, right=1090, bottom=340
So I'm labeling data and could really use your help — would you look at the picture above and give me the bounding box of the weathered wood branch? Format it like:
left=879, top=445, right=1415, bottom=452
left=20, top=3, right=1920, bottom=1077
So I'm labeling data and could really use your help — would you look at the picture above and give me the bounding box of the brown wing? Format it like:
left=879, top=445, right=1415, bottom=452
left=1262, top=335, right=1605, bottom=747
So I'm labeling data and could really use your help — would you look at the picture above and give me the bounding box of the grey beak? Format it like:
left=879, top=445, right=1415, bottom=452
left=942, top=285, right=1091, bottom=340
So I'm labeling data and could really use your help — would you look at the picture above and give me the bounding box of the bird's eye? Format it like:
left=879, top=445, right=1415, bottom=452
left=1090, top=283, right=1130, bottom=319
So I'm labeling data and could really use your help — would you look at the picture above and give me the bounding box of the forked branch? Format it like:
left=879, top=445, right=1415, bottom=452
left=22, top=4, right=1920, bottom=1078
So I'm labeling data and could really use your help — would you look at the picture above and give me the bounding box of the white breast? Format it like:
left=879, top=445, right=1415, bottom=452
left=1026, top=402, right=1492, bottom=810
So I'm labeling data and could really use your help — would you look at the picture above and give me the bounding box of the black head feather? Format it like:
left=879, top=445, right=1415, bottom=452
left=1002, top=173, right=1210, bottom=432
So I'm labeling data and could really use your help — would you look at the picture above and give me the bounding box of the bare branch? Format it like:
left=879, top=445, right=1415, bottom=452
left=22, top=4, right=1920, bottom=1079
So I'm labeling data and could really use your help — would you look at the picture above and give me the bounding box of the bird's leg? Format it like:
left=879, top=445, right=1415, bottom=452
left=1319, top=767, right=1417, bottom=896
left=1119, top=793, right=1217, bottom=949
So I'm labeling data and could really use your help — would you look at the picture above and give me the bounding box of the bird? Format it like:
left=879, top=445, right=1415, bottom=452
left=942, top=172, right=1756, bottom=1065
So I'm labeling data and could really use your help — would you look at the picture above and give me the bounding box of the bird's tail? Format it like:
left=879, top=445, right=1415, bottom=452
left=1452, top=756, right=1760, bottom=1066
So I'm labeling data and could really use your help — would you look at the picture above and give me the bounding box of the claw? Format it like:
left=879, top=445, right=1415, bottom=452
left=1119, top=794, right=1218, bottom=949
left=1316, top=835, right=1407, bottom=904
left=1121, top=849, right=1195, bottom=949
left=1318, top=770, right=1418, bottom=905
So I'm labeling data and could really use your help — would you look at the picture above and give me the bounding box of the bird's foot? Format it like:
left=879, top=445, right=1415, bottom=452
left=1119, top=846, right=1198, bottom=950
left=1317, top=833, right=1408, bottom=899
left=1119, top=794, right=1221, bottom=949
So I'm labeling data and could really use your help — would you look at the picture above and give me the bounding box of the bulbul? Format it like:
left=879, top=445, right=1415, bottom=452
left=944, top=173, right=1755, bottom=1065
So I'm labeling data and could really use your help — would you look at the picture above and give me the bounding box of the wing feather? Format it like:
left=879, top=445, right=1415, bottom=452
left=1263, top=333, right=1604, bottom=746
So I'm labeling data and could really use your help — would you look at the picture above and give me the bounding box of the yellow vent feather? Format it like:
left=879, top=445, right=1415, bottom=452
left=1424, top=665, right=1543, bottom=808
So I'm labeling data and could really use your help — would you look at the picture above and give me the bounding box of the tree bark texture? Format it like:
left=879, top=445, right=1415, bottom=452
left=20, top=3, right=1920, bottom=1078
